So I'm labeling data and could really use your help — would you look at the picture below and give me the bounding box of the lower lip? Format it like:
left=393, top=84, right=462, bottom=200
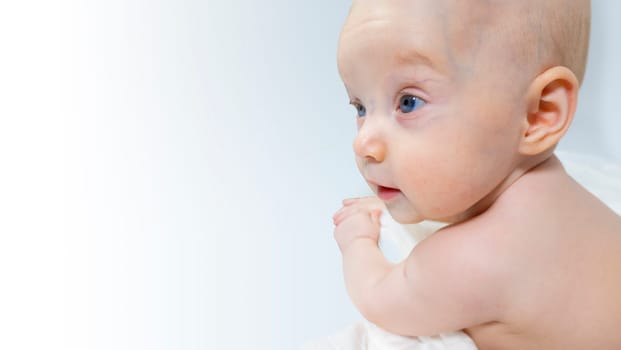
left=377, top=186, right=401, bottom=201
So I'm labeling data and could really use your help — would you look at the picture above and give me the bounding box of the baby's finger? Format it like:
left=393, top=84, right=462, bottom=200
left=342, top=198, right=359, bottom=206
left=333, top=206, right=359, bottom=225
left=332, top=206, right=347, bottom=225
left=358, top=196, right=385, bottom=210
left=370, top=209, right=383, bottom=225
left=333, top=207, right=354, bottom=225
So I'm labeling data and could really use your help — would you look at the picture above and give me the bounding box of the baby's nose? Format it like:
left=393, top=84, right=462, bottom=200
left=353, top=123, right=386, bottom=163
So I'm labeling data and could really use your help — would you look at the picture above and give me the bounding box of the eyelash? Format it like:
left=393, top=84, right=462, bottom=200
left=350, top=101, right=366, bottom=118
left=349, top=94, right=426, bottom=118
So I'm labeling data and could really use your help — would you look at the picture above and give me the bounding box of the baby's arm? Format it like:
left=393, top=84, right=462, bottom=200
left=333, top=197, right=507, bottom=336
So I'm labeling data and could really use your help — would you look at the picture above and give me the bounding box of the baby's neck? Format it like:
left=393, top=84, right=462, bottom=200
left=448, top=153, right=560, bottom=224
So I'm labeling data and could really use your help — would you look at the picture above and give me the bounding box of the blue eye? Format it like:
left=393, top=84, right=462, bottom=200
left=399, top=95, right=425, bottom=113
left=352, top=103, right=366, bottom=117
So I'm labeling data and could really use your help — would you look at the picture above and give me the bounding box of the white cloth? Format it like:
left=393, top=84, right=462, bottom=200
left=303, top=321, right=477, bottom=350
left=305, top=151, right=621, bottom=350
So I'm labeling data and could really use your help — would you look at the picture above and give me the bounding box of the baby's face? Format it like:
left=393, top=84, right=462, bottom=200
left=338, top=0, right=529, bottom=223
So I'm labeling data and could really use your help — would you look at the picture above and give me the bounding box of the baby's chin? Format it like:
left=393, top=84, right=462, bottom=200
left=385, top=202, right=471, bottom=225
left=383, top=203, right=426, bottom=225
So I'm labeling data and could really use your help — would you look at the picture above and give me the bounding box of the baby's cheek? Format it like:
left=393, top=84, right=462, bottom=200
left=405, top=161, right=476, bottom=214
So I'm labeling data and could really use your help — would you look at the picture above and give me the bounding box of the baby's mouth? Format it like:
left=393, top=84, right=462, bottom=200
left=377, top=185, right=401, bottom=201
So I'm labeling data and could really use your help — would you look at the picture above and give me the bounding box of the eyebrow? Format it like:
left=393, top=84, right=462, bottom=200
left=394, top=49, right=440, bottom=72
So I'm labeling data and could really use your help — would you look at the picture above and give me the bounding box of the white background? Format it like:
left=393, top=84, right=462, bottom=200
left=0, top=1, right=619, bottom=349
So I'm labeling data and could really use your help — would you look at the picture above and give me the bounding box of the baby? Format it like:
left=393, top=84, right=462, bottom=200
left=332, top=0, right=621, bottom=349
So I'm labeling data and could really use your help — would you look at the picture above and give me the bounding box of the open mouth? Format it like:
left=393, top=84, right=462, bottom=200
left=377, top=185, right=401, bottom=201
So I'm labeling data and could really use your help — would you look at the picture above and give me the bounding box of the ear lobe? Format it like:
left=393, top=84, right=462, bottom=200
left=519, top=66, right=579, bottom=156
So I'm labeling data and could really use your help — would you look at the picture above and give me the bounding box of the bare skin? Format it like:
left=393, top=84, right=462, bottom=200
left=334, top=158, right=621, bottom=349
left=333, top=0, right=621, bottom=349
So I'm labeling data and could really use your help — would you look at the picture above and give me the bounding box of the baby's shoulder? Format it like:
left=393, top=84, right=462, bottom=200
left=457, top=167, right=621, bottom=346
left=410, top=214, right=520, bottom=297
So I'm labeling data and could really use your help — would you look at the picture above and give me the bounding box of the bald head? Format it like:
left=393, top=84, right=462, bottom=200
left=489, top=0, right=591, bottom=85
left=341, top=0, right=591, bottom=86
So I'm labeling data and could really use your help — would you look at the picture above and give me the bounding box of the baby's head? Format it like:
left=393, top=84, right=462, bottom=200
left=337, top=0, right=590, bottom=224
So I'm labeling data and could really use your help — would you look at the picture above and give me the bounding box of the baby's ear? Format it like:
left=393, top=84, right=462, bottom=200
left=519, top=66, right=579, bottom=155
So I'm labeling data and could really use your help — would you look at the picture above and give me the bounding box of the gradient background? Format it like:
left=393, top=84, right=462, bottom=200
left=0, top=1, right=619, bottom=349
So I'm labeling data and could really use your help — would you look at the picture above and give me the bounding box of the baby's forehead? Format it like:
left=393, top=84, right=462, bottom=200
left=347, top=0, right=501, bottom=26
left=341, top=1, right=503, bottom=75
left=343, top=0, right=505, bottom=54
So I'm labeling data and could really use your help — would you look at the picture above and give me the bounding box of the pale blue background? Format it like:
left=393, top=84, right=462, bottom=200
left=0, top=1, right=619, bottom=349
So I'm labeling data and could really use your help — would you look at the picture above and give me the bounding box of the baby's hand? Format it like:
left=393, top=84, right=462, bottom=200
left=332, top=197, right=385, bottom=253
